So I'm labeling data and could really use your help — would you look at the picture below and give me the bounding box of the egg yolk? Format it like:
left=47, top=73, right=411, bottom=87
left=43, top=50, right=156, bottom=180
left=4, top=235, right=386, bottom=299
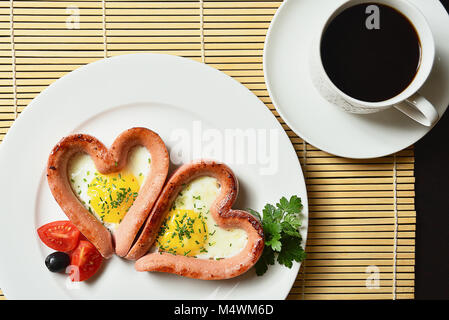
left=156, top=209, right=208, bottom=257
left=87, top=171, right=140, bottom=224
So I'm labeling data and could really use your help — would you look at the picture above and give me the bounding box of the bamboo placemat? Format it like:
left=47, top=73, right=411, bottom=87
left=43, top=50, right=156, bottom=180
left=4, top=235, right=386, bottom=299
left=0, top=0, right=415, bottom=300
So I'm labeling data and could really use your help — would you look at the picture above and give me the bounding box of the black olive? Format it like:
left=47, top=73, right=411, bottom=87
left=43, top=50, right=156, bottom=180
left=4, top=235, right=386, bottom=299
left=45, top=252, right=71, bottom=273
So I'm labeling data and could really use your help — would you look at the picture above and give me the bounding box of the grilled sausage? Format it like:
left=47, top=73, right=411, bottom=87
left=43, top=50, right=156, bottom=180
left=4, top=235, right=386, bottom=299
left=46, top=127, right=169, bottom=258
left=133, top=160, right=264, bottom=279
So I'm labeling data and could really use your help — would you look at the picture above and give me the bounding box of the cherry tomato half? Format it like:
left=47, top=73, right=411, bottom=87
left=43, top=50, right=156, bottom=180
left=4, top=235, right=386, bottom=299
left=37, top=221, right=80, bottom=252
left=69, top=240, right=103, bottom=282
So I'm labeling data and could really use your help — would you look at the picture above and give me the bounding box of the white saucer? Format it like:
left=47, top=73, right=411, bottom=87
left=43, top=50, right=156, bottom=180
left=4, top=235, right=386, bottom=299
left=264, top=0, right=449, bottom=159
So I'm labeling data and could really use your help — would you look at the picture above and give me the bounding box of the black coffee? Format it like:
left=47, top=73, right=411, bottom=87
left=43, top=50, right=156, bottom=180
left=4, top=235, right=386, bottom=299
left=320, top=3, right=421, bottom=102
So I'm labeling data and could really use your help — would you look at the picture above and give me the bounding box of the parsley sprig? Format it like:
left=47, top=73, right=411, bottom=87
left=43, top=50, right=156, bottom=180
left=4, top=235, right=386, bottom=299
left=248, top=195, right=306, bottom=276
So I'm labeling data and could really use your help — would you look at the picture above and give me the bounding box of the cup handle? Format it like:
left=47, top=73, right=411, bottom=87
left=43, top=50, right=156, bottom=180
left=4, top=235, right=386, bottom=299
left=394, top=93, right=439, bottom=127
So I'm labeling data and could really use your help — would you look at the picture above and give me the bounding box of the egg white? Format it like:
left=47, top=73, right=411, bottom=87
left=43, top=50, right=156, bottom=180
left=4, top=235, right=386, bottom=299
left=68, top=146, right=150, bottom=231
left=164, top=176, right=248, bottom=259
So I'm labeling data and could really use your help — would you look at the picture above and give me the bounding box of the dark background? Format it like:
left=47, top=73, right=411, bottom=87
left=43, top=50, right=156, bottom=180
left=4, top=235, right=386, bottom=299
left=415, top=0, right=449, bottom=300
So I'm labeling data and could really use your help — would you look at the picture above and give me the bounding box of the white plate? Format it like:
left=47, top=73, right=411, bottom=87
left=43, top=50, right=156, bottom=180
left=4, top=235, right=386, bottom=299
left=0, top=53, right=308, bottom=300
left=264, top=0, right=449, bottom=159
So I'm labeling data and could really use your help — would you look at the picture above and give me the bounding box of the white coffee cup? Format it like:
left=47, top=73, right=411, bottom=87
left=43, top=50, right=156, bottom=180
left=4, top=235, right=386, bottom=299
left=313, top=0, right=438, bottom=127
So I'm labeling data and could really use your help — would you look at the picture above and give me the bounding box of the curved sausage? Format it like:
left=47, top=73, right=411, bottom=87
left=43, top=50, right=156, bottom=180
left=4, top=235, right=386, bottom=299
left=46, top=127, right=169, bottom=259
left=133, top=160, right=265, bottom=280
